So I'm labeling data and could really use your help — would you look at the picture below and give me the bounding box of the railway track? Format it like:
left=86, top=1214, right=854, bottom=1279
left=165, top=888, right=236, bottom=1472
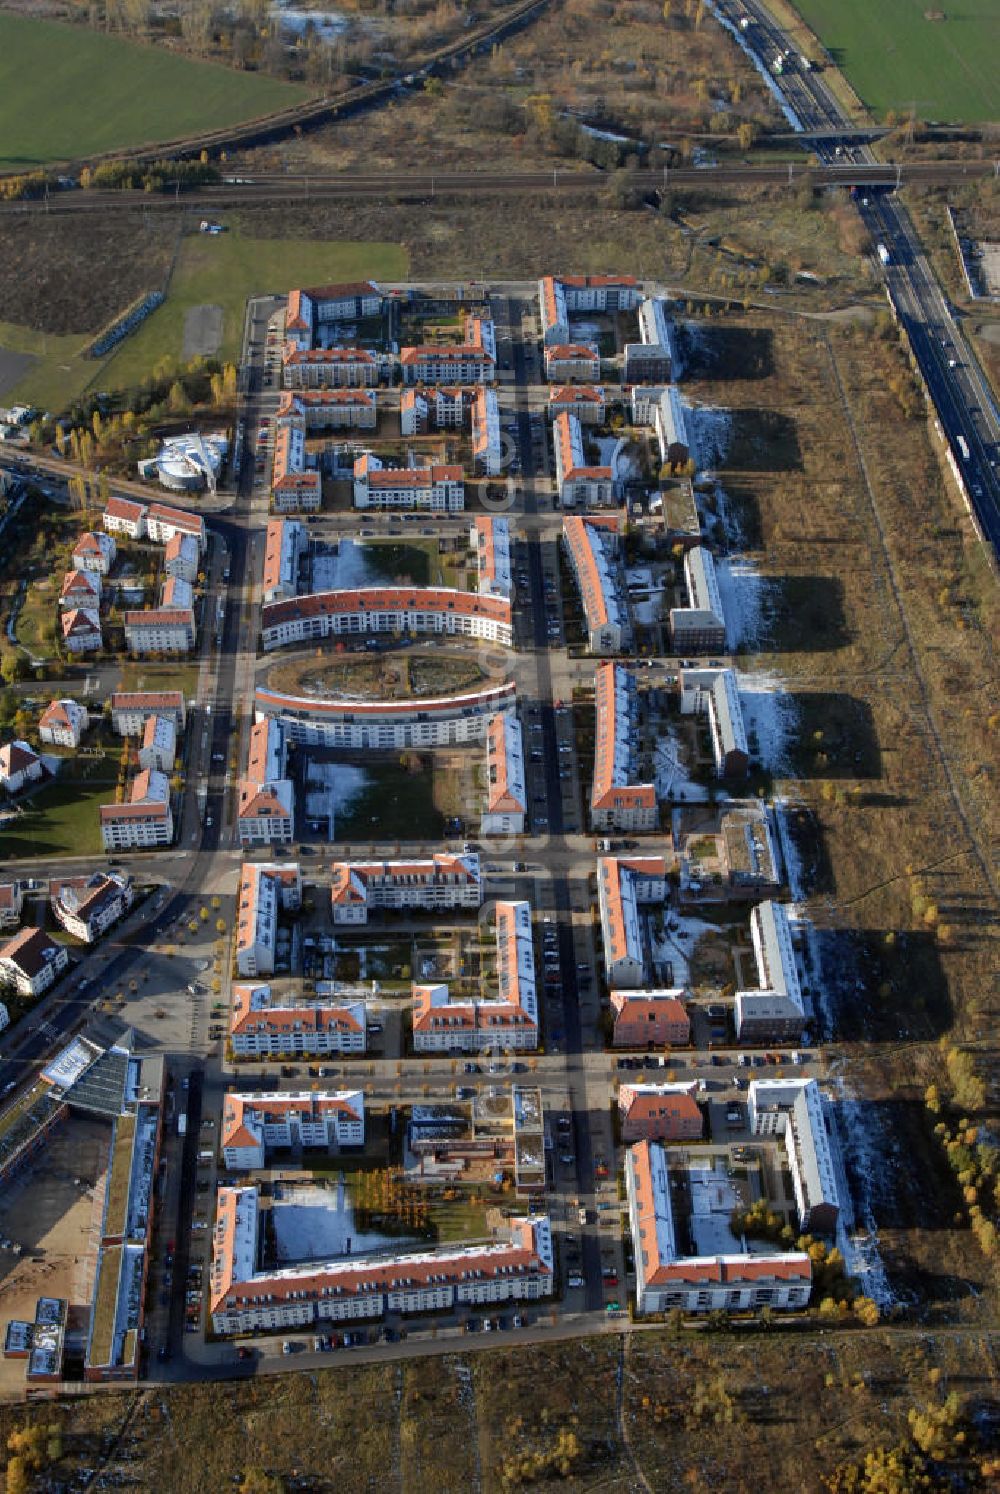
left=0, top=159, right=991, bottom=217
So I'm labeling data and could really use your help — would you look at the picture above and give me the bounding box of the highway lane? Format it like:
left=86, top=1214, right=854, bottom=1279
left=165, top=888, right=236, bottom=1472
left=715, top=0, right=1000, bottom=562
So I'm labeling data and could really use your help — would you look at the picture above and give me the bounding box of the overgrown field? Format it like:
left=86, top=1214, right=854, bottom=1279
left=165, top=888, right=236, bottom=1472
left=0, top=1327, right=996, bottom=1491
left=684, top=298, right=1000, bottom=1313
left=0, top=14, right=307, bottom=171
left=785, top=0, right=999, bottom=122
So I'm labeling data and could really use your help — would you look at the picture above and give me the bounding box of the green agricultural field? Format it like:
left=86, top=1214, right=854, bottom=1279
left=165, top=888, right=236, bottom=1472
left=789, top=0, right=999, bottom=121
left=98, top=231, right=408, bottom=390
left=0, top=15, right=309, bottom=171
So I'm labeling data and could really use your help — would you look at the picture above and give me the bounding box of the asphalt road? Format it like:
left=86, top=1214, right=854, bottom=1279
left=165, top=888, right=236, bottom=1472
left=718, top=0, right=1000, bottom=562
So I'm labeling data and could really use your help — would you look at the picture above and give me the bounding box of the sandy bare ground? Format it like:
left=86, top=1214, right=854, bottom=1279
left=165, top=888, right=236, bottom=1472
left=182, top=302, right=223, bottom=359
left=0, top=1117, right=110, bottom=1400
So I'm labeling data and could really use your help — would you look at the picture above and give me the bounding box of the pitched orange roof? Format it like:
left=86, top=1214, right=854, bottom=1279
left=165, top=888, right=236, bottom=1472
left=261, top=587, right=510, bottom=633
left=591, top=662, right=656, bottom=812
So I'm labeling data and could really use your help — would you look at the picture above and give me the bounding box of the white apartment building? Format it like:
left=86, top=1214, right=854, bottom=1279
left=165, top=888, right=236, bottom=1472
left=262, top=518, right=307, bottom=604
left=100, top=770, right=173, bottom=851
left=538, top=275, right=640, bottom=345
left=590, top=663, right=657, bottom=832
left=145, top=503, right=206, bottom=552
left=670, top=545, right=727, bottom=654
left=412, top=899, right=537, bottom=1053
left=734, top=900, right=806, bottom=1043
left=678, top=668, right=749, bottom=779
left=229, top=984, right=366, bottom=1059
left=61, top=607, right=102, bottom=654
left=38, top=699, right=89, bottom=749
left=0, top=881, right=23, bottom=930
left=282, top=347, right=379, bottom=390
left=471, top=387, right=502, bottom=476
left=254, top=678, right=516, bottom=752
left=271, top=423, right=322, bottom=514
left=260, top=587, right=512, bottom=652
left=470, top=516, right=512, bottom=600
left=330, top=853, right=482, bottom=925
left=548, top=385, right=606, bottom=425
left=562, top=515, right=630, bottom=654
left=110, top=691, right=186, bottom=736
left=59, top=569, right=100, bottom=609
left=654, top=386, right=691, bottom=467
left=235, top=862, right=302, bottom=977
left=124, top=609, right=196, bottom=655
left=102, top=497, right=147, bottom=540
left=237, top=718, right=295, bottom=848
left=623, top=297, right=676, bottom=385
left=51, top=873, right=134, bottom=944
left=160, top=575, right=193, bottom=612
left=210, top=1187, right=552, bottom=1334
left=399, top=315, right=496, bottom=385
left=544, top=344, right=601, bottom=383
left=597, top=856, right=667, bottom=989
left=626, top=1141, right=812, bottom=1315
left=0, top=927, right=69, bottom=998
left=0, top=740, right=43, bottom=794
left=221, top=1089, right=364, bottom=1170
left=353, top=454, right=465, bottom=513
left=72, top=531, right=116, bottom=576
left=552, top=411, right=614, bottom=508
left=482, top=711, right=527, bottom=836
left=283, top=282, right=382, bottom=349
left=163, top=531, right=199, bottom=583
left=275, top=389, right=377, bottom=432
left=138, top=715, right=176, bottom=774
left=748, top=1078, right=840, bottom=1234
left=399, top=385, right=466, bottom=436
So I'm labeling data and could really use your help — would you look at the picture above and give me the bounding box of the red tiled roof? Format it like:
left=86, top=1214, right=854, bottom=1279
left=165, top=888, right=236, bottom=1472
left=261, top=587, right=510, bottom=633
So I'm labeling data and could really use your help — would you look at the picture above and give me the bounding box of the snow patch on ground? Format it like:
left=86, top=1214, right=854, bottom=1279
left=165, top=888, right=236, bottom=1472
left=716, top=555, right=771, bottom=651
left=654, top=732, right=715, bottom=804
left=688, top=403, right=733, bottom=472
left=737, top=673, right=797, bottom=773
left=271, top=1, right=350, bottom=39
left=703, top=0, right=804, bottom=132
left=578, top=121, right=633, bottom=144
left=311, top=540, right=377, bottom=592
left=773, top=800, right=807, bottom=899
left=303, top=761, right=369, bottom=823
left=827, top=1086, right=897, bottom=1309
left=272, top=1178, right=422, bottom=1263
left=648, top=910, right=721, bottom=987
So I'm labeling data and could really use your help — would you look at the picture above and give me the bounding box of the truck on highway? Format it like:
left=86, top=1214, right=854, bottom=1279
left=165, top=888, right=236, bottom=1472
left=877, top=243, right=891, bottom=267
left=957, top=435, right=971, bottom=462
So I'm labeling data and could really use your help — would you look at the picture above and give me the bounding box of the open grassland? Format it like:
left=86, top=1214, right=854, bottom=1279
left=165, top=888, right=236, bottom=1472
left=0, top=15, right=308, bottom=171
left=787, top=0, right=1000, bottom=122
left=98, top=231, right=407, bottom=391
left=0, top=1328, right=995, bottom=1490
left=0, top=748, right=118, bottom=859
